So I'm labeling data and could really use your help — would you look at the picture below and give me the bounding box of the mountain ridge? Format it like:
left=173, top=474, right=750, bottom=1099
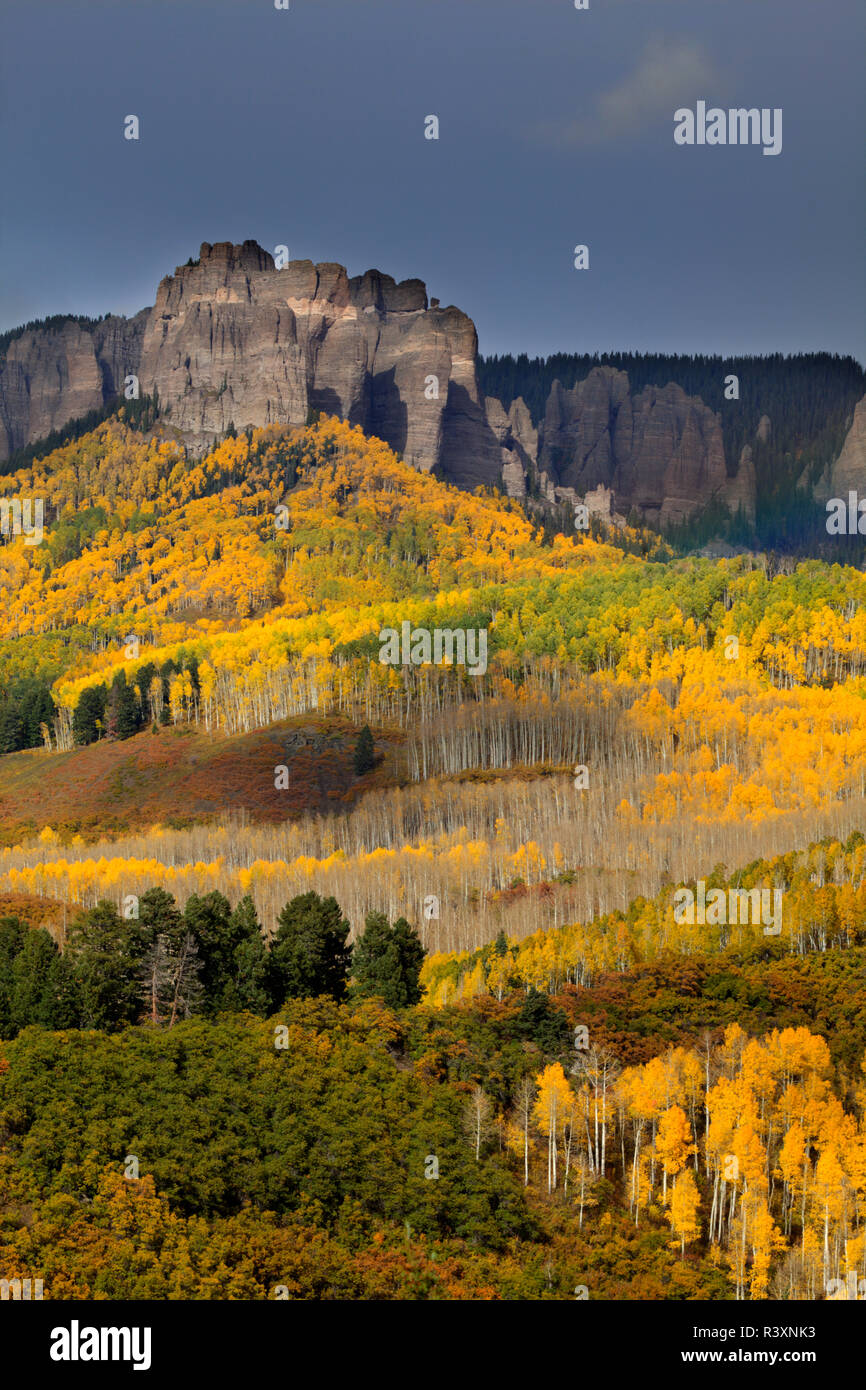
left=2, top=239, right=863, bottom=539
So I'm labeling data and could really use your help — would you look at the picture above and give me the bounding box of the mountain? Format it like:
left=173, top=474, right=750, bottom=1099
left=1, top=239, right=862, bottom=534
left=0, top=240, right=499, bottom=492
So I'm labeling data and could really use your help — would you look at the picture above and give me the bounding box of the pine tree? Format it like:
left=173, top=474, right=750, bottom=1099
left=225, top=934, right=270, bottom=1014
left=119, top=677, right=136, bottom=739
left=10, top=929, right=61, bottom=1030
left=184, top=890, right=236, bottom=1008
left=110, top=670, right=140, bottom=740
left=350, top=911, right=395, bottom=1001
left=351, top=912, right=425, bottom=1008
left=353, top=724, right=376, bottom=775
left=391, top=917, right=425, bottom=1006
left=45, top=951, right=81, bottom=1029
left=0, top=702, right=23, bottom=753
left=268, top=892, right=352, bottom=1004
left=0, top=917, right=26, bottom=1037
left=126, top=887, right=185, bottom=961
left=220, top=896, right=269, bottom=1013
left=72, top=684, right=106, bottom=745
left=228, top=894, right=260, bottom=942
left=66, top=901, right=139, bottom=1029
left=515, top=989, right=569, bottom=1052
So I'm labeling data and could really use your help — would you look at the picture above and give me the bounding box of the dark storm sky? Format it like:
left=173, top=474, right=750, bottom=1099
left=1, top=0, right=863, bottom=362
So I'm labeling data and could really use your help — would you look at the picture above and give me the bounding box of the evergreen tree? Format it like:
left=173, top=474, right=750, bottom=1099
left=10, top=929, right=64, bottom=1030
left=16, top=678, right=56, bottom=748
left=514, top=988, right=570, bottom=1053
left=44, top=951, right=82, bottom=1029
left=126, top=887, right=185, bottom=961
left=391, top=917, right=425, bottom=1006
left=105, top=670, right=140, bottom=740
left=66, top=901, right=139, bottom=1029
left=228, top=893, right=261, bottom=943
left=224, top=933, right=270, bottom=1015
left=353, top=724, right=376, bottom=775
left=350, top=911, right=395, bottom=1002
left=351, top=911, right=425, bottom=1008
left=184, top=890, right=241, bottom=1010
left=159, top=661, right=175, bottom=724
left=217, top=896, right=269, bottom=1014
left=0, top=916, right=26, bottom=1036
left=134, top=662, right=156, bottom=721
left=268, top=892, right=352, bottom=1004
left=72, top=684, right=106, bottom=745
left=0, top=702, right=24, bottom=754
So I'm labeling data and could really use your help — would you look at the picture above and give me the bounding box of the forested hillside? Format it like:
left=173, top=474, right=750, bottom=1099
left=2, top=415, right=866, bottom=1301
left=2, top=864, right=866, bottom=1301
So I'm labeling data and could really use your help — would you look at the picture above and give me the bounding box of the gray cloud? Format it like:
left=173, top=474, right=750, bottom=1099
left=531, top=37, right=723, bottom=149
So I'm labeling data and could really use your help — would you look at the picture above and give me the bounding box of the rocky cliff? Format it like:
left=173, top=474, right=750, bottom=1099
left=535, top=367, right=753, bottom=526
left=0, top=239, right=763, bottom=524
left=136, top=240, right=500, bottom=489
left=811, top=394, right=866, bottom=501
left=0, top=241, right=501, bottom=490
left=0, top=312, right=148, bottom=461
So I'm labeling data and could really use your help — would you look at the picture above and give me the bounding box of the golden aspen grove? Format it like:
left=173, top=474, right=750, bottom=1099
left=2, top=411, right=866, bottom=1304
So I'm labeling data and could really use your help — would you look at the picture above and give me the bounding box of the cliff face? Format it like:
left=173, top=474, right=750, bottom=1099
left=485, top=396, right=537, bottom=500
left=537, top=367, right=753, bottom=526
left=0, top=241, right=500, bottom=489
left=136, top=240, right=500, bottom=489
left=825, top=395, right=866, bottom=498
left=0, top=312, right=147, bottom=460
left=0, top=239, right=760, bottom=524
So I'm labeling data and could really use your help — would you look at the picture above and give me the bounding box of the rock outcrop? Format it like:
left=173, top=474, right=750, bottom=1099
left=485, top=396, right=537, bottom=499
left=0, top=312, right=147, bottom=460
left=0, top=241, right=501, bottom=490
left=728, top=446, right=757, bottom=524
left=802, top=395, right=866, bottom=504
left=137, top=241, right=500, bottom=489
left=826, top=394, right=866, bottom=497
left=536, top=366, right=749, bottom=527
left=0, top=239, right=758, bottom=525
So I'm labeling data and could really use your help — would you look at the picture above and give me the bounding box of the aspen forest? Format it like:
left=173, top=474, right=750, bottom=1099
left=2, top=411, right=866, bottom=1303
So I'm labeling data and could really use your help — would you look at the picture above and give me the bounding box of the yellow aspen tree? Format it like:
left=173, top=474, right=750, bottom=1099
left=657, top=1104, right=696, bottom=1203
left=668, top=1168, right=701, bottom=1257
left=748, top=1199, right=786, bottom=1300
left=533, top=1062, right=573, bottom=1194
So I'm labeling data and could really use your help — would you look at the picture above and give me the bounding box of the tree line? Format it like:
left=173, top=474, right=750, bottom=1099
left=0, top=887, right=424, bottom=1038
